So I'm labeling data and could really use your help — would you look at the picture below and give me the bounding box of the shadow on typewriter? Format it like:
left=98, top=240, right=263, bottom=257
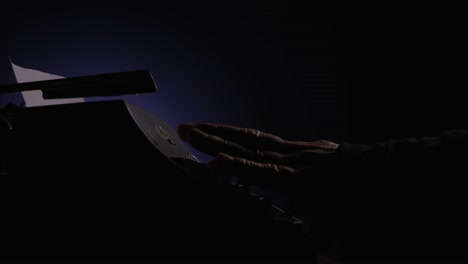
left=0, top=71, right=315, bottom=262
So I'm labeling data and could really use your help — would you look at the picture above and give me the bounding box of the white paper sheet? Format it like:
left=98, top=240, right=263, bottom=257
left=10, top=59, right=84, bottom=107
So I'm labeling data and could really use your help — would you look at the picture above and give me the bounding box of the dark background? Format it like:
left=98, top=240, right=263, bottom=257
left=1, top=1, right=467, bottom=161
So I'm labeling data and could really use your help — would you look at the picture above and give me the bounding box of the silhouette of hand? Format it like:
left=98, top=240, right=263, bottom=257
left=178, top=123, right=339, bottom=193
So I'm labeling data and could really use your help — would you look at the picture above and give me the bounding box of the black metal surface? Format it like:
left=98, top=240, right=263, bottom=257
left=0, top=69, right=156, bottom=99
left=0, top=100, right=313, bottom=261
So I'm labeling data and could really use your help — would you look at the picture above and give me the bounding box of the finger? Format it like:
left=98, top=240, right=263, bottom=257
left=209, top=152, right=300, bottom=193
left=180, top=126, right=250, bottom=158
left=179, top=123, right=339, bottom=166
left=180, top=123, right=340, bottom=152
left=246, top=148, right=339, bottom=168
left=280, top=149, right=337, bottom=167
left=180, top=123, right=306, bottom=153
left=179, top=123, right=289, bottom=161
left=298, top=140, right=340, bottom=152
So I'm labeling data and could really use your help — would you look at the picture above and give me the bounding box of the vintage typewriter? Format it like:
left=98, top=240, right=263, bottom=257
left=0, top=70, right=313, bottom=261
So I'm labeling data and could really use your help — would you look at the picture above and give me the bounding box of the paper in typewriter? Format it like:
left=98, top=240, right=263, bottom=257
left=10, top=59, right=84, bottom=107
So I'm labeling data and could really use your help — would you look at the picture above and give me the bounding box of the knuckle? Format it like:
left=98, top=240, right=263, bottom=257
left=265, top=163, right=281, bottom=173
left=255, top=149, right=265, bottom=157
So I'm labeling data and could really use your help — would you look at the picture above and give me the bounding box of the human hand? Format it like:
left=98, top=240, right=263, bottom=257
left=177, top=123, right=339, bottom=194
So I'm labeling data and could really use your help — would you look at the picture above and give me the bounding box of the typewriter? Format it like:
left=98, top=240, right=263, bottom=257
left=0, top=70, right=313, bottom=261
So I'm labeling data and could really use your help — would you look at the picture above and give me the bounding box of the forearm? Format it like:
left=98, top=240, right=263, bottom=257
left=339, top=129, right=468, bottom=170
left=327, top=129, right=468, bottom=198
left=314, top=129, right=468, bottom=262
